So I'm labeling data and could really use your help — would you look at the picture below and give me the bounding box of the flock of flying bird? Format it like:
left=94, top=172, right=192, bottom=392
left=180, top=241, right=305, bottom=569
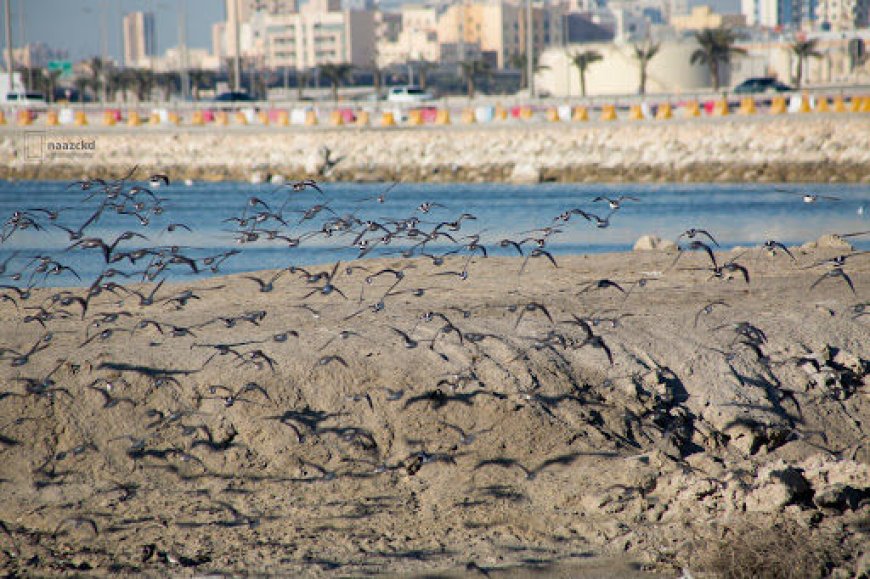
left=0, top=170, right=868, bottom=558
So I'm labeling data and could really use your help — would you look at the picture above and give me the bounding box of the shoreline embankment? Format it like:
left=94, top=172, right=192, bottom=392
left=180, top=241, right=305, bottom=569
left=2, top=114, right=869, bottom=183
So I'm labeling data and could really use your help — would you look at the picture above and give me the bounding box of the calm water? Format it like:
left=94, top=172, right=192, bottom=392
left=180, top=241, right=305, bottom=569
left=0, top=180, right=867, bottom=287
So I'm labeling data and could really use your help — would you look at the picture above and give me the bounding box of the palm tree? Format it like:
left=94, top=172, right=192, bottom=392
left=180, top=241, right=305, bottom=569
left=85, top=57, right=108, bottom=102
left=155, top=71, right=179, bottom=102
left=459, top=59, right=491, bottom=99
left=188, top=69, right=215, bottom=101
left=73, top=76, right=91, bottom=102
left=43, top=69, right=62, bottom=102
left=414, top=60, right=437, bottom=90
left=790, top=38, right=823, bottom=89
left=509, top=52, right=549, bottom=91
left=319, top=63, right=353, bottom=103
left=571, top=50, right=602, bottom=97
left=690, top=28, right=746, bottom=91
left=370, top=60, right=383, bottom=99
left=295, top=69, right=309, bottom=101
left=128, top=68, right=154, bottom=102
left=633, top=41, right=660, bottom=95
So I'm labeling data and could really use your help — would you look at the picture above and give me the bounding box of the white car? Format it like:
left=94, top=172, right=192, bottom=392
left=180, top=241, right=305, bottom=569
left=386, top=86, right=434, bottom=104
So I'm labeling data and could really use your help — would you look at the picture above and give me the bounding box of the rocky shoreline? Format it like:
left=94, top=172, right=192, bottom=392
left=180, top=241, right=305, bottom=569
left=2, top=114, right=869, bottom=183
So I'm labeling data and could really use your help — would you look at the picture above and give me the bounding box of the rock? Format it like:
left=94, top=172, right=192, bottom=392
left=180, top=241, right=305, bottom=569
left=813, top=483, right=867, bottom=511
left=633, top=235, right=677, bottom=251
left=801, top=234, right=854, bottom=251
left=508, top=162, right=541, bottom=184
left=855, top=550, right=870, bottom=579
left=745, top=464, right=811, bottom=512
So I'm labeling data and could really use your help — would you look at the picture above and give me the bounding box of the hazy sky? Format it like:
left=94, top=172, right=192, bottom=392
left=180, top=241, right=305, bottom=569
left=1, top=0, right=225, bottom=62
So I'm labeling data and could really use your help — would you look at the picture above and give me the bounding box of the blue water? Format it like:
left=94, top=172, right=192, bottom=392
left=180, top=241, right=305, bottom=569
left=0, top=180, right=867, bottom=288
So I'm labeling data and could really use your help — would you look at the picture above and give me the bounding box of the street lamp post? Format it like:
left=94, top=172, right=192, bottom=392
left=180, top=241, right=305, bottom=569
left=4, top=0, right=13, bottom=95
left=526, top=0, right=534, bottom=98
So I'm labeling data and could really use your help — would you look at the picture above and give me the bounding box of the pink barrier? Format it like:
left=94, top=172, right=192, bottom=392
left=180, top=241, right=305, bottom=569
left=106, top=108, right=122, bottom=121
left=510, top=106, right=522, bottom=118
left=268, top=109, right=285, bottom=122
left=420, top=107, right=438, bottom=122
left=338, top=108, right=356, bottom=123
left=702, top=100, right=715, bottom=115
left=202, top=109, right=215, bottom=122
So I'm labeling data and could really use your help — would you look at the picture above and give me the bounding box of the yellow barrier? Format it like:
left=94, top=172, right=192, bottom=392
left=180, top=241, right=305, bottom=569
left=235, top=111, right=247, bottom=125
left=355, top=110, right=369, bottom=126
left=798, top=95, right=812, bottom=113
left=519, top=106, right=533, bottom=120
left=655, top=103, right=672, bottom=120
left=494, top=105, right=507, bottom=121
left=833, top=95, right=847, bottom=112
left=46, top=110, right=59, bottom=126
left=435, top=109, right=450, bottom=125
left=128, top=111, right=141, bottom=126
left=276, top=110, right=289, bottom=126
left=738, top=97, right=756, bottom=115
left=0, top=110, right=5, bottom=125
left=381, top=111, right=396, bottom=126
left=850, top=96, right=862, bottom=112
left=684, top=100, right=701, bottom=117
left=572, top=105, right=589, bottom=121
left=148, top=111, right=160, bottom=124
left=305, top=110, right=318, bottom=126
left=170, top=111, right=181, bottom=125
left=407, top=109, right=423, bottom=126
left=258, top=111, right=270, bottom=125
left=103, top=111, right=116, bottom=126
left=215, top=111, right=228, bottom=125
left=75, top=110, right=88, bottom=126
left=17, top=110, right=32, bottom=126
left=546, top=107, right=559, bottom=122
left=769, top=97, right=786, bottom=115
left=629, top=104, right=644, bottom=120
left=191, top=110, right=204, bottom=125
left=329, top=110, right=343, bottom=126
left=862, top=96, right=870, bottom=113
left=713, top=98, right=729, bottom=116
left=815, top=97, right=830, bottom=112
left=601, top=104, right=617, bottom=121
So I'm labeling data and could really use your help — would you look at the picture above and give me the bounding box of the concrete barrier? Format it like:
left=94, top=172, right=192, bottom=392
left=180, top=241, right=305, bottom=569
left=191, top=110, right=205, bottom=125
left=381, top=111, right=397, bottom=126
left=494, top=105, right=508, bottom=121
left=461, top=108, right=476, bottom=124
left=215, top=111, right=229, bottom=125
left=770, top=97, right=787, bottom=115
left=713, top=98, right=729, bottom=116
left=815, top=97, right=830, bottom=112
left=684, top=100, right=701, bottom=117
left=0, top=110, right=5, bottom=125
left=475, top=105, right=494, bottom=123
left=601, top=104, right=617, bottom=121
left=435, top=109, right=450, bottom=125
left=59, top=108, right=75, bottom=124
left=128, top=111, right=141, bottom=126
left=738, top=97, right=756, bottom=115
left=46, top=110, right=59, bottom=126
left=103, top=110, right=116, bottom=126
left=257, top=110, right=270, bottom=125
left=655, top=103, right=673, bottom=120
left=74, top=110, right=88, bottom=126
left=356, top=110, right=370, bottom=126
left=17, top=109, right=33, bottom=126
left=833, top=95, right=847, bottom=112
left=572, top=106, right=589, bottom=121
left=629, top=104, right=644, bottom=120
left=329, top=110, right=344, bottom=126
left=408, top=109, right=423, bottom=126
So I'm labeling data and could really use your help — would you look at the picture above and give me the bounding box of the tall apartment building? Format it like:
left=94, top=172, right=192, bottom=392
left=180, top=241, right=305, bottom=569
left=224, top=0, right=299, bottom=64
left=742, top=0, right=817, bottom=28
left=436, top=1, right=563, bottom=69
left=378, top=5, right=440, bottom=66
left=122, top=12, right=156, bottom=67
left=259, top=0, right=377, bottom=70
left=816, top=0, right=869, bottom=29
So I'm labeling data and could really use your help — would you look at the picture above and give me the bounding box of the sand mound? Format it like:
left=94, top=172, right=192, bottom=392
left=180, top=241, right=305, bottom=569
left=0, top=250, right=868, bottom=577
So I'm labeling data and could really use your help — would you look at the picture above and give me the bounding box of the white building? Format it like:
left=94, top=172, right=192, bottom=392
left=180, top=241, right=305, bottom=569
left=123, top=12, right=157, bottom=68
left=378, top=5, right=440, bottom=67
left=535, top=40, right=712, bottom=96
left=816, top=0, right=869, bottom=30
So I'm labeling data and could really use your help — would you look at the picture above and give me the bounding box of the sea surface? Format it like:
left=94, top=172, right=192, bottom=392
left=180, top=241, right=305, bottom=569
left=0, top=180, right=867, bottom=288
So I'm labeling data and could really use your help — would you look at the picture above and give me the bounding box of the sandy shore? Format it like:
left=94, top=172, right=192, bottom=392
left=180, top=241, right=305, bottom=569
left=2, top=114, right=870, bottom=183
left=0, top=245, right=868, bottom=576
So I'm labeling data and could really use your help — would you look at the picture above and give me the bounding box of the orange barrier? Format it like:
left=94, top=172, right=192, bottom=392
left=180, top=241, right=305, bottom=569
left=655, top=103, right=672, bottom=120
left=833, top=95, right=847, bottom=112
left=738, top=97, right=756, bottom=115
left=258, top=111, right=270, bottom=125
left=862, top=96, right=870, bottom=112
left=276, top=110, right=289, bottom=126
left=215, top=111, right=228, bottom=125
left=850, top=96, right=862, bottom=112
left=191, top=110, right=205, bottom=125
left=407, top=109, right=423, bottom=126
left=103, top=110, right=116, bottom=126
left=601, top=104, right=617, bottom=121
left=494, top=105, right=508, bottom=121
left=435, top=109, right=450, bottom=125
left=572, top=106, right=589, bottom=121
left=74, top=110, right=88, bottom=126
left=683, top=100, right=701, bottom=117
left=234, top=111, right=247, bottom=125
left=815, top=97, right=830, bottom=112
left=46, top=110, right=59, bottom=126
left=798, top=95, right=812, bottom=113
left=329, top=110, right=343, bottom=126
left=628, top=104, right=644, bottom=120
left=304, top=110, right=317, bottom=125
left=545, top=107, right=559, bottom=122
left=128, top=111, right=141, bottom=126
left=712, top=98, right=729, bottom=116
left=461, top=108, right=475, bottom=124
left=769, top=97, right=786, bottom=115
left=0, top=110, right=6, bottom=125
left=381, top=111, right=396, bottom=127
left=17, top=109, right=33, bottom=126
left=355, top=110, right=370, bottom=126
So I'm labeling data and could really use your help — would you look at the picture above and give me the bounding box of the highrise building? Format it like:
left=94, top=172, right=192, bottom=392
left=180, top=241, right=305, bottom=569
left=816, top=0, right=869, bottom=29
left=122, top=12, right=156, bottom=67
left=742, top=0, right=817, bottom=28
